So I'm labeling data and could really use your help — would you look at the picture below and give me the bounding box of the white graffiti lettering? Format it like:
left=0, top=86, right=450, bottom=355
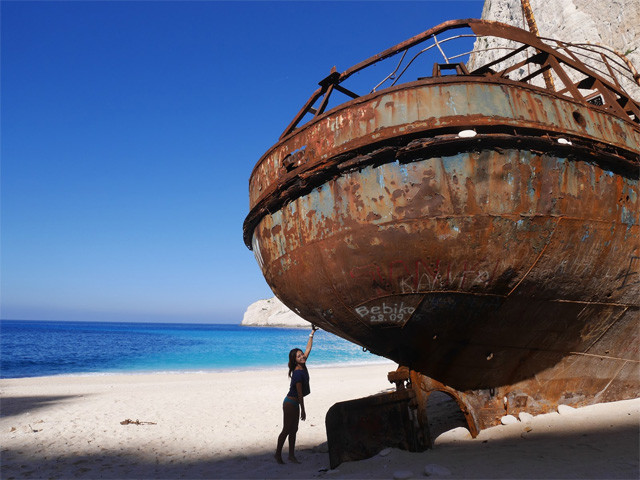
left=355, top=302, right=416, bottom=324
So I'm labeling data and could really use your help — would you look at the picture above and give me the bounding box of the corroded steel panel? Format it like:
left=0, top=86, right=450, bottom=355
left=244, top=19, right=640, bottom=432
left=252, top=150, right=638, bottom=365
left=247, top=81, right=638, bottom=213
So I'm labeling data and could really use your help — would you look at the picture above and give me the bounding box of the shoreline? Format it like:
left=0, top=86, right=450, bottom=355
left=0, top=359, right=396, bottom=381
left=1, top=320, right=380, bottom=380
left=2, top=364, right=638, bottom=479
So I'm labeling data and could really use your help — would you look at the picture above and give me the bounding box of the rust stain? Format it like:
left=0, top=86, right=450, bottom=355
left=244, top=18, right=640, bottom=436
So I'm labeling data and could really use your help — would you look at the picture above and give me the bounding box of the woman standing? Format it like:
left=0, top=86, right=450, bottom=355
left=275, top=325, right=318, bottom=464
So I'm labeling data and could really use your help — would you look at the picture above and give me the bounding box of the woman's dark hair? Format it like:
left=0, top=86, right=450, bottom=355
left=287, top=348, right=308, bottom=378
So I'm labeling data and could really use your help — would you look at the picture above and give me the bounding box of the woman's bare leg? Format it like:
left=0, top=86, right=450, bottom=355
left=275, top=429, right=286, bottom=464
left=288, top=403, right=300, bottom=463
left=288, top=432, right=299, bottom=463
left=276, top=402, right=298, bottom=463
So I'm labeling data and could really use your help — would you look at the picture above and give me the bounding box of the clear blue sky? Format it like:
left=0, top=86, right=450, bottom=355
left=1, top=0, right=483, bottom=324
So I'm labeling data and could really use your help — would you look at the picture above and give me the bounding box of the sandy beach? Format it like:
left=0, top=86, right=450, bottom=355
left=1, top=362, right=638, bottom=479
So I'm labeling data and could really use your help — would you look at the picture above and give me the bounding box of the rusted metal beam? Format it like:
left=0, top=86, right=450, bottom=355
left=314, top=83, right=335, bottom=118
left=469, top=43, right=529, bottom=75
left=279, top=86, right=325, bottom=140
left=520, top=0, right=555, bottom=90
left=334, top=84, right=360, bottom=99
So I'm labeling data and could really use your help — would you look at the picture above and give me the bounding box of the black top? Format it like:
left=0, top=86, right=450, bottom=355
left=287, top=368, right=310, bottom=398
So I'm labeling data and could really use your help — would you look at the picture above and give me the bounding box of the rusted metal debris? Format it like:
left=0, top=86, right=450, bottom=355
left=326, top=388, right=428, bottom=469
left=244, top=19, right=639, bottom=440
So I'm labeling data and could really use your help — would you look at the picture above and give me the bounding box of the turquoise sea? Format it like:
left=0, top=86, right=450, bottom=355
left=0, top=320, right=387, bottom=379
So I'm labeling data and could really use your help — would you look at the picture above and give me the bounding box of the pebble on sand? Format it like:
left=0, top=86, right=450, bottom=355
left=425, top=463, right=452, bottom=476
left=393, top=470, right=413, bottom=480
left=558, top=404, right=577, bottom=415
left=518, top=412, right=534, bottom=422
left=378, top=447, right=392, bottom=457
left=433, top=426, right=472, bottom=444
left=501, top=414, right=519, bottom=425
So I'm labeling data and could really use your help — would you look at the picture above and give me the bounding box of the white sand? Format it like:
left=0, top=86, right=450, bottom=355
left=1, top=363, right=638, bottom=479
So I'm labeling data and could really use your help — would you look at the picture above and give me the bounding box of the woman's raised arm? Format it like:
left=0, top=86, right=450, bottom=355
left=304, top=325, right=318, bottom=358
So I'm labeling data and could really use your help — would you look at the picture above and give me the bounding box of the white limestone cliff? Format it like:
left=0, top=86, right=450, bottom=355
left=241, top=297, right=311, bottom=328
left=469, top=0, right=639, bottom=100
left=480, top=0, right=638, bottom=59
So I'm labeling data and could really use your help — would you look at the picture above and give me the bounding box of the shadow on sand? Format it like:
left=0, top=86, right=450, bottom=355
left=0, top=395, right=79, bottom=417
left=1, top=422, right=638, bottom=479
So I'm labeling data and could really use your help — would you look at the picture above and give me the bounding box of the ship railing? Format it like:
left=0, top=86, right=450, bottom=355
left=370, top=33, right=477, bottom=92
left=279, top=19, right=640, bottom=140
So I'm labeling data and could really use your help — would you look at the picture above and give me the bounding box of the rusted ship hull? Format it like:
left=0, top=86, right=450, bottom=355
left=244, top=20, right=640, bottom=432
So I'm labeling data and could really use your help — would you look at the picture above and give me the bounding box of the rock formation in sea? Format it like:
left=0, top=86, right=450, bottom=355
left=241, top=297, right=311, bottom=328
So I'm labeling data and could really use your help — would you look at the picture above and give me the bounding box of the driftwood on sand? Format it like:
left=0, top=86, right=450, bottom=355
left=120, top=418, right=156, bottom=425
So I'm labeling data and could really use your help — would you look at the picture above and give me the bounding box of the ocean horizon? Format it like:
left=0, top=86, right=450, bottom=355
left=0, top=319, right=390, bottom=379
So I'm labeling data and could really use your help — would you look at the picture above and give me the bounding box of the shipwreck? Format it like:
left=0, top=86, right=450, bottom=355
left=243, top=18, right=639, bottom=464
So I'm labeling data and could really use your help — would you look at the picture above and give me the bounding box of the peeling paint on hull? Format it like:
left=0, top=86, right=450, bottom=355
left=244, top=19, right=640, bottom=432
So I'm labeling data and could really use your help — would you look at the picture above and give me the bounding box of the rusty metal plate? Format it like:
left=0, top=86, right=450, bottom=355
left=244, top=19, right=640, bottom=432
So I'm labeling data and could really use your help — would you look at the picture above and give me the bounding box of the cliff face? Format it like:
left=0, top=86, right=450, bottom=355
left=480, top=0, right=639, bottom=52
left=241, top=297, right=311, bottom=328
left=470, top=0, right=639, bottom=100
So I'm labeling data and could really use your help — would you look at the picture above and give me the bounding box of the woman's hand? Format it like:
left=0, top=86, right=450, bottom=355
left=305, top=326, right=318, bottom=358
left=301, top=408, right=306, bottom=421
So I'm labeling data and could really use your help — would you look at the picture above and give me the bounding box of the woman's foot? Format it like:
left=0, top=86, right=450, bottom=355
left=274, top=453, right=284, bottom=464
left=288, top=455, right=300, bottom=464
